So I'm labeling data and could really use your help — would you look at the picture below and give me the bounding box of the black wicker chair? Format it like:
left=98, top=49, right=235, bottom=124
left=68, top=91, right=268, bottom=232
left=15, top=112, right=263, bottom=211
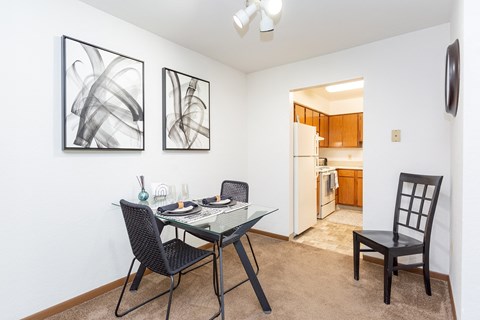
left=183, top=180, right=258, bottom=294
left=353, top=173, right=443, bottom=304
left=116, top=200, right=217, bottom=319
left=219, top=180, right=260, bottom=291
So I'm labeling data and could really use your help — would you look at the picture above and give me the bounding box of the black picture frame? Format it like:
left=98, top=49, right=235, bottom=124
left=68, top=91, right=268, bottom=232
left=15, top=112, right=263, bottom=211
left=445, top=39, right=460, bottom=117
left=62, top=36, right=145, bottom=150
left=162, top=68, right=211, bottom=151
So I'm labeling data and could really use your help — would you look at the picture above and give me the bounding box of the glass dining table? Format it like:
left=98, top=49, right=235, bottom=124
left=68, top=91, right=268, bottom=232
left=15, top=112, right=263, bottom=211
left=115, top=198, right=278, bottom=319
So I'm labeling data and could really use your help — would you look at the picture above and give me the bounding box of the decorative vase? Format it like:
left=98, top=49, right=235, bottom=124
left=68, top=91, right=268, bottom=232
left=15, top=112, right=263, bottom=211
left=138, top=188, right=149, bottom=201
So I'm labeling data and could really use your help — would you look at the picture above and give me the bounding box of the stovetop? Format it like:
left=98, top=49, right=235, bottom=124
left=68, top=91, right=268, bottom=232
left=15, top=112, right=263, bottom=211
left=316, top=166, right=336, bottom=173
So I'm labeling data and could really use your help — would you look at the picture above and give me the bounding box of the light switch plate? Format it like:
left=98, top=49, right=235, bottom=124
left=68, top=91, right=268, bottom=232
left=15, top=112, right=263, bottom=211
left=392, top=130, right=401, bottom=142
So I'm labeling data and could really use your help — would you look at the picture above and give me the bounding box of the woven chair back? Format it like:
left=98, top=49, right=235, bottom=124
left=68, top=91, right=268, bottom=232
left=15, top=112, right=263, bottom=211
left=221, top=180, right=249, bottom=202
left=119, top=200, right=172, bottom=276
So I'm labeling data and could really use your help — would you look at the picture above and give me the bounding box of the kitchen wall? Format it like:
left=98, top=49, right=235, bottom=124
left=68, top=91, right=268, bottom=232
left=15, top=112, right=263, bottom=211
left=329, top=97, right=363, bottom=115
left=292, top=91, right=329, bottom=113
left=247, top=24, right=451, bottom=275
left=0, top=1, right=248, bottom=318
left=319, top=148, right=363, bottom=163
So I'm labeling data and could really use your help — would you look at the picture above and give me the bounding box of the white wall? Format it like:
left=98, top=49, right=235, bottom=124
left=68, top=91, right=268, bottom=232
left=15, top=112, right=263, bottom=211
left=450, top=1, right=480, bottom=319
left=449, top=0, right=464, bottom=318
left=247, top=25, right=451, bottom=274
left=0, top=1, right=248, bottom=318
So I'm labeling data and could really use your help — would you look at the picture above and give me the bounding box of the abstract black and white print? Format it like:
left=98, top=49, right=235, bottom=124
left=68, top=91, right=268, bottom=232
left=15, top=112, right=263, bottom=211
left=162, top=68, right=210, bottom=150
left=62, top=36, right=144, bottom=150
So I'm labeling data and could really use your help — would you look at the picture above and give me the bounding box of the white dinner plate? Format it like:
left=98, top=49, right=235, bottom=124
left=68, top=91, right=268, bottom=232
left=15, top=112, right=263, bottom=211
left=211, top=199, right=231, bottom=205
left=170, top=205, right=194, bottom=213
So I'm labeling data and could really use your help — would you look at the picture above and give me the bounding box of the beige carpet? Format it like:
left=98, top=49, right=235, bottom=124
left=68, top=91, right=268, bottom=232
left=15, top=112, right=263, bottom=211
left=47, top=234, right=453, bottom=320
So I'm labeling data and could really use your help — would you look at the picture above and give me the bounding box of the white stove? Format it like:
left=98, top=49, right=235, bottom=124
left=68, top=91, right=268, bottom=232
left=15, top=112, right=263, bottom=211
left=316, top=166, right=336, bottom=173
left=316, top=166, right=337, bottom=219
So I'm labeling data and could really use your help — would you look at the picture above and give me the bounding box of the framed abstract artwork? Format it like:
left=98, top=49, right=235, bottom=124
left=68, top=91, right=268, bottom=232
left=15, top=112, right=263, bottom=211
left=162, top=68, right=210, bottom=150
left=62, top=36, right=144, bottom=150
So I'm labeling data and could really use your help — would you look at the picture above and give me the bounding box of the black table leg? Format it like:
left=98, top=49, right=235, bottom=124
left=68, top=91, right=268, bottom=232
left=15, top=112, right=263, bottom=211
left=218, top=245, right=225, bottom=320
left=130, top=263, right=146, bottom=291
left=233, top=239, right=271, bottom=313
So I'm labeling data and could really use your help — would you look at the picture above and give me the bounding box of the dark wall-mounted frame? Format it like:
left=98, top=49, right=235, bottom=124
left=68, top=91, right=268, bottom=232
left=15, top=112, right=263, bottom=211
left=162, top=68, right=210, bottom=150
left=445, top=39, right=460, bottom=117
left=62, top=36, right=145, bottom=150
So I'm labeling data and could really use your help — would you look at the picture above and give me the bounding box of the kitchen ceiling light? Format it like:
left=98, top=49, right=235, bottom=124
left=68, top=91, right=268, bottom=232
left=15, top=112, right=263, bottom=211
left=263, top=0, right=283, bottom=16
left=233, top=2, right=259, bottom=29
left=260, top=9, right=274, bottom=32
left=233, top=0, right=282, bottom=32
left=325, top=80, right=364, bottom=93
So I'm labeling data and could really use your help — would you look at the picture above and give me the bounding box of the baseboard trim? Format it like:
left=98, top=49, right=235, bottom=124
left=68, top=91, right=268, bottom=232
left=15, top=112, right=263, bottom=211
left=448, top=277, right=457, bottom=320
left=249, top=228, right=289, bottom=241
left=23, top=268, right=152, bottom=320
left=362, top=255, right=448, bottom=281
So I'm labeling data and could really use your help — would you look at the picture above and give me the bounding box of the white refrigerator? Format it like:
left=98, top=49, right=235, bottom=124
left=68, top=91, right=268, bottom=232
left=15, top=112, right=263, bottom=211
left=293, top=122, right=319, bottom=235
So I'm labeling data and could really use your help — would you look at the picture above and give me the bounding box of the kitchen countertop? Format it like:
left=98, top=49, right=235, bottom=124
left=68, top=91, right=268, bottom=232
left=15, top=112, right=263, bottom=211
left=332, top=166, right=363, bottom=170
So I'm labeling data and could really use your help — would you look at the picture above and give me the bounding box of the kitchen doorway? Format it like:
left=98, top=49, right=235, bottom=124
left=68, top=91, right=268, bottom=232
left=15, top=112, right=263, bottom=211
left=291, top=78, right=364, bottom=256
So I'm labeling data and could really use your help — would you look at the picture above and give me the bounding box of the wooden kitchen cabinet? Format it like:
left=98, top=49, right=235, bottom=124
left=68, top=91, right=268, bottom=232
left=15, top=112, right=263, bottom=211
left=328, top=115, right=343, bottom=147
left=294, top=104, right=306, bottom=123
left=356, top=170, right=363, bottom=207
left=305, top=109, right=314, bottom=126
left=342, top=114, right=359, bottom=147
left=338, top=170, right=355, bottom=205
left=313, top=110, right=320, bottom=134
left=337, top=169, right=363, bottom=207
left=328, top=113, right=361, bottom=148
left=358, top=113, right=363, bottom=146
left=319, top=113, right=329, bottom=147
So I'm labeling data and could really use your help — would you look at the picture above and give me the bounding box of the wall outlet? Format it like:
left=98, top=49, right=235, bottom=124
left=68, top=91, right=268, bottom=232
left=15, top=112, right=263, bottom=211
left=391, top=130, right=401, bottom=142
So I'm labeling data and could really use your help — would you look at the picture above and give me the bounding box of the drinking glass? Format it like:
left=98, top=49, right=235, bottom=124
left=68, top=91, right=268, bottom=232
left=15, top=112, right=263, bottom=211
left=167, top=185, right=177, bottom=204
left=179, top=183, right=189, bottom=201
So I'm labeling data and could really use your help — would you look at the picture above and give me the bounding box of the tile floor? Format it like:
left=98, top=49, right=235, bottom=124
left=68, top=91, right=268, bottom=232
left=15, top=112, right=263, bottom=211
left=293, top=208, right=363, bottom=256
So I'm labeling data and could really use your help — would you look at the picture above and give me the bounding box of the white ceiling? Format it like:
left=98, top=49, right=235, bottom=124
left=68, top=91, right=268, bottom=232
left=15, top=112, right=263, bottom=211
left=79, top=0, right=453, bottom=73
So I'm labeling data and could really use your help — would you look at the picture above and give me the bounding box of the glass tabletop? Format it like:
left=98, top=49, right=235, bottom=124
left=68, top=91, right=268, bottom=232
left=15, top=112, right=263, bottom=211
left=124, top=198, right=278, bottom=237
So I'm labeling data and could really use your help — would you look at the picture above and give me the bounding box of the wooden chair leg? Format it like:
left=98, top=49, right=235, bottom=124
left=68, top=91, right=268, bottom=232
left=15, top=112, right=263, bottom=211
left=393, top=257, right=398, bottom=276
left=384, top=253, right=393, bottom=304
left=353, top=233, right=360, bottom=280
left=423, top=255, right=432, bottom=296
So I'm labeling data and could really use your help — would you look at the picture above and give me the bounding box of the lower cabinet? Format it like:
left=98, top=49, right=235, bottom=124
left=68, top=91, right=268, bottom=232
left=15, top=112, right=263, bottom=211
left=337, top=169, right=363, bottom=207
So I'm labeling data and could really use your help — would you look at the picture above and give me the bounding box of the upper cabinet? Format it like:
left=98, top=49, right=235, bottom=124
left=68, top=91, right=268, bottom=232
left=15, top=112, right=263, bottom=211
left=294, top=102, right=361, bottom=148
left=294, top=104, right=306, bottom=123
left=358, top=113, right=363, bottom=145
left=319, top=113, right=329, bottom=147
left=328, top=113, right=362, bottom=148
left=342, top=114, right=359, bottom=147
left=328, top=115, right=343, bottom=147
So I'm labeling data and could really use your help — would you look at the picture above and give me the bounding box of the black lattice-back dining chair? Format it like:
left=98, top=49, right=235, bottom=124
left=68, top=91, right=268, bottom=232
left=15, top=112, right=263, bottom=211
left=116, top=200, right=217, bottom=319
left=353, top=173, right=443, bottom=304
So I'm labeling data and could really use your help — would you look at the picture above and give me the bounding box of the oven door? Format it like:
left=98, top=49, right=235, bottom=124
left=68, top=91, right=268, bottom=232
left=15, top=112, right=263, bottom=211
left=321, top=172, right=336, bottom=204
